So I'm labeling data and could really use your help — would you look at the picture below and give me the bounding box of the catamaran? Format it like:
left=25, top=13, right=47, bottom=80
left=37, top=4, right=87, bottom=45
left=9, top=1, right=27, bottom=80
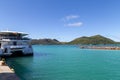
left=0, top=31, right=33, bottom=57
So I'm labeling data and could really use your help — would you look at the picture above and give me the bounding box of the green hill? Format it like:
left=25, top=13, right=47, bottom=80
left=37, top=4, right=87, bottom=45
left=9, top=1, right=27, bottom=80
left=68, top=35, right=115, bottom=44
left=31, top=39, right=61, bottom=45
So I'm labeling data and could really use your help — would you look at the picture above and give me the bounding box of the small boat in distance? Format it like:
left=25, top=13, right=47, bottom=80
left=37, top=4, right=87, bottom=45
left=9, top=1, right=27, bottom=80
left=0, top=30, right=33, bottom=57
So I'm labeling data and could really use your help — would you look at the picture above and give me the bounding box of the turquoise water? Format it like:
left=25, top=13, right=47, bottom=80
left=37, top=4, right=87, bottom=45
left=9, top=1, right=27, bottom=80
left=6, top=45, right=120, bottom=80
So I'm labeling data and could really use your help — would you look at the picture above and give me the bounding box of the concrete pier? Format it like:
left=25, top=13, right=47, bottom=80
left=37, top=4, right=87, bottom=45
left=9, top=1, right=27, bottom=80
left=81, top=46, right=120, bottom=50
left=0, top=60, right=20, bottom=80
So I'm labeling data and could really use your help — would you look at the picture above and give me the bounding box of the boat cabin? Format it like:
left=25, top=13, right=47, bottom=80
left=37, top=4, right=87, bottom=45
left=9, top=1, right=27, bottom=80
left=0, top=31, right=33, bottom=57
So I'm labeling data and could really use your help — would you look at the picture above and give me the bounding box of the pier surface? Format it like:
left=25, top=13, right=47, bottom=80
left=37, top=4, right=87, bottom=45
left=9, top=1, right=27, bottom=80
left=81, top=46, right=120, bottom=50
left=0, top=61, right=20, bottom=80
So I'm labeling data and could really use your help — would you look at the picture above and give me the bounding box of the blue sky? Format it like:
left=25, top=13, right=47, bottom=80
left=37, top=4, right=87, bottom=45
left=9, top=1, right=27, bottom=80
left=0, top=0, right=120, bottom=42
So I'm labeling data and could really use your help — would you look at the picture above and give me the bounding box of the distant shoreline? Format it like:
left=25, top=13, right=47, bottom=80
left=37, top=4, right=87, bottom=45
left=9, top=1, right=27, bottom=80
left=80, top=46, right=120, bottom=50
left=31, top=35, right=120, bottom=45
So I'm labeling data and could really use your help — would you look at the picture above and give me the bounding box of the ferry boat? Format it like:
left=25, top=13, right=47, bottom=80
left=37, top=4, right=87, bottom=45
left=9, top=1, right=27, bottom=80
left=0, top=31, right=33, bottom=57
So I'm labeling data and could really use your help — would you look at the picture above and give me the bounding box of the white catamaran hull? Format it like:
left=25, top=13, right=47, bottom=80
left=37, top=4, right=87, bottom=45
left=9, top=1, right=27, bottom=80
left=0, top=31, right=33, bottom=57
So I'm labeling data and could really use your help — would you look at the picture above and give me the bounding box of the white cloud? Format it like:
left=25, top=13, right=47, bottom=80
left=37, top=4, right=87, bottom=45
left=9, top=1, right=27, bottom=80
left=66, top=15, right=79, bottom=20
left=63, top=15, right=80, bottom=21
left=65, top=22, right=83, bottom=27
left=62, top=15, right=83, bottom=27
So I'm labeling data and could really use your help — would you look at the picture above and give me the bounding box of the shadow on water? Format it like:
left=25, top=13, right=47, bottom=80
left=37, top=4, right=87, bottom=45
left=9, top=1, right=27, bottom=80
left=0, top=73, right=20, bottom=80
left=4, top=52, right=50, bottom=80
left=5, top=56, right=34, bottom=80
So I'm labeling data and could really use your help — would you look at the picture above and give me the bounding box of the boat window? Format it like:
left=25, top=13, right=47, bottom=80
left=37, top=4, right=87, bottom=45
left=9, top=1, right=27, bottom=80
left=13, top=41, right=17, bottom=45
left=1, top=42, right=8, bottom=46
left=4, top=48, right=7, bottom=53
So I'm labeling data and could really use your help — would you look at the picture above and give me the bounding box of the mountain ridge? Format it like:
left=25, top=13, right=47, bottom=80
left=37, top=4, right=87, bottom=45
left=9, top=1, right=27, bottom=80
left=31, top=35, right=118, bottom=45
left=68, top=35, right=115, bottom=44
